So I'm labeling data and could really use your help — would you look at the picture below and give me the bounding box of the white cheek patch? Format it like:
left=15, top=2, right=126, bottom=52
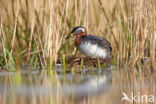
left=79, top=28, right=85, bottom=32
left=79, top=42, right=107, bottom=59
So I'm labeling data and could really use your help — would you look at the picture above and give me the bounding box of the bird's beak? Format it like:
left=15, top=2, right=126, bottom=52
left=65, top=33, right=74, bottom=39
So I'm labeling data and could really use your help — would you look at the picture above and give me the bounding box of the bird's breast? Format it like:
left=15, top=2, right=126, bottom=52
left=79, top=42, right=107, bottom=59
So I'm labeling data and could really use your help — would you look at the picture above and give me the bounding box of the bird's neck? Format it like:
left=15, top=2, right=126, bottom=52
left=75, top=30, right=87, bottom=47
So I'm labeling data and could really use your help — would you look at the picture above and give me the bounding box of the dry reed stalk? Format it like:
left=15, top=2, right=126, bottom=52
left=0, top=0, right=155, bottom=68
left=9, top=0, right=19, bottom=66
left=43, top=0, right=68, bottom=66
left=28, top=0, right=36, bottom=61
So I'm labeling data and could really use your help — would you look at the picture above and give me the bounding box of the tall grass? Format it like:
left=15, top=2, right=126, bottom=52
left=0, top=0, right=155, bottom=70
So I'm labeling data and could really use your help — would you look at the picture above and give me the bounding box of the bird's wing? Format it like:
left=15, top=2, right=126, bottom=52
left=82, top=35, right=112, bottom=52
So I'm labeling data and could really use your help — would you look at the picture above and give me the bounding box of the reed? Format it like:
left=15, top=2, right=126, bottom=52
left=0, top=0, right=155, bottom=70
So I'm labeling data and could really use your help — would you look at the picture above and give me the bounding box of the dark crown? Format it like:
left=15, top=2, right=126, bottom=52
left=71, top=26, right=85, bottom=33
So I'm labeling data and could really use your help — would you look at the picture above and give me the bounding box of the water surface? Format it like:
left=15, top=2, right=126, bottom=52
left=0, top=66, right=155, bottom=104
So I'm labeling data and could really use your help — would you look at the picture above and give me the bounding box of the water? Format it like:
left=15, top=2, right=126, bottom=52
left=0, top=66, right=155, bottom=104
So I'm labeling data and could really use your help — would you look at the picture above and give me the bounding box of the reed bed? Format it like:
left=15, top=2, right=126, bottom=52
left=0, top=0, right=155, bottom=70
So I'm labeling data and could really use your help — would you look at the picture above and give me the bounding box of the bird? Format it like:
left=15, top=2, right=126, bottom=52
left=65, top=26, right=112, bottom=62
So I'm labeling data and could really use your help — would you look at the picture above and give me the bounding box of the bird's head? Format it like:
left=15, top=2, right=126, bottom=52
left=65, top=26, right=87, bottom=39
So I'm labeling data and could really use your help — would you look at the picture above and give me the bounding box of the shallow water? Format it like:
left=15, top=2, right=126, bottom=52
left=0, top=66, right=155, bottom=104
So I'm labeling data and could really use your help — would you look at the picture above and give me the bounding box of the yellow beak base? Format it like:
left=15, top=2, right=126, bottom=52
left=70, top=33, right=74, bottom=37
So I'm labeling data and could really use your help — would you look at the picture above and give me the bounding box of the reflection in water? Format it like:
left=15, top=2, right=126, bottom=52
left=0, top=67, right=155, bottom=104
left=0, top=69, right=112, bottom=97
left=62, top=70, right=112, bottom=96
